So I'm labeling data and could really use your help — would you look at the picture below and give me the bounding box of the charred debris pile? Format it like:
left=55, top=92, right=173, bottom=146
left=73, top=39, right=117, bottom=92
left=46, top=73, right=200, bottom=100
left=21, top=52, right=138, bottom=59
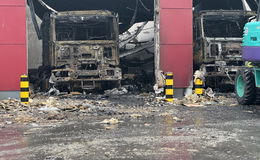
left=0, top=91, right=238, bottom=126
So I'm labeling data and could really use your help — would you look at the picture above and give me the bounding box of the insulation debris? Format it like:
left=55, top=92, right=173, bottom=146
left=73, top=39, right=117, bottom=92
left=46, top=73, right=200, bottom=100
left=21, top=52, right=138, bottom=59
left=172, top=91, right=238, bottom=107
left=194, top=70, right=205, bottom=82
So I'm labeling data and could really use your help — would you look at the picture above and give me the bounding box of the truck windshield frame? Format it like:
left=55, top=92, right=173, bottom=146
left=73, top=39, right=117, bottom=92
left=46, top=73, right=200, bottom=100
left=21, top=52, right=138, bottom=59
left=55, top=15, right=117, bottom=41
left=202, top=15, right=251, bottom=38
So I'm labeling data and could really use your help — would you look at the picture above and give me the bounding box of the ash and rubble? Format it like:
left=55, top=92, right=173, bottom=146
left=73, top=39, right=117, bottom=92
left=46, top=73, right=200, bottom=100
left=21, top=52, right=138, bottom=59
left=0, top=87, right=238, bottom=127
left=2, top=88, right=259, bottom=160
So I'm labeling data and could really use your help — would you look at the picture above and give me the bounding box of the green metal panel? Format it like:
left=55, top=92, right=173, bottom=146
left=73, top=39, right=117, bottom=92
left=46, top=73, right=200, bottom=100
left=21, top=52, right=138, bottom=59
left=243, top=22, right=260, bottom=47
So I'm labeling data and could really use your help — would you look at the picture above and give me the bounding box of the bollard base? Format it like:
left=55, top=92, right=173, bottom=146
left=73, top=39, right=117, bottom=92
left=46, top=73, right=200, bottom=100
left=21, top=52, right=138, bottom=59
left=173, top=89, right=185, bottom=98
left=164, top=88, right=188, bottom=99
left=0, top=91, right=20, bottom=100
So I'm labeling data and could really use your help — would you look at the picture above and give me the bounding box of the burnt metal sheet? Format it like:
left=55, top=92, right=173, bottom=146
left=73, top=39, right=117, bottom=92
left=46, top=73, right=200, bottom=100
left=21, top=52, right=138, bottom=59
left=0, top=0, right=27, bottom=91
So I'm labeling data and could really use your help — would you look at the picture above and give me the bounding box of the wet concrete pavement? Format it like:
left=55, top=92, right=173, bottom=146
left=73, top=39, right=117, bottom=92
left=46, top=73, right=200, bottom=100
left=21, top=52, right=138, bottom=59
left=0, top=95, right=260, bottom=160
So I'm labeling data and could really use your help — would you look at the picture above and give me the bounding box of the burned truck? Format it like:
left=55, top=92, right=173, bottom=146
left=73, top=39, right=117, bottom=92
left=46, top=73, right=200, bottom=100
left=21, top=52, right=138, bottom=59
left=193, top=10, right=256, bottom=89
left=40, top=11, right=122, bottom=91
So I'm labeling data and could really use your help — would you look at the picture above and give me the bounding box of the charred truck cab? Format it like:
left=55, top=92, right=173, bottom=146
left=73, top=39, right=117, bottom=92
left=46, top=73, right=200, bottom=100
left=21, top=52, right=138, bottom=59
left=194, top=10, right=256, bottom=89
left=41, top=11, right=122, bottom=91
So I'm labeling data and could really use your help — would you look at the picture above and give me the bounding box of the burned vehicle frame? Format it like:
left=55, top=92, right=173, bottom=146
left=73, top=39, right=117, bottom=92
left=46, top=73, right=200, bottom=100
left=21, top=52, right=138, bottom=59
left=40, top=10, right=122, bottom=91
left=193, top=10, right=256, bottom=89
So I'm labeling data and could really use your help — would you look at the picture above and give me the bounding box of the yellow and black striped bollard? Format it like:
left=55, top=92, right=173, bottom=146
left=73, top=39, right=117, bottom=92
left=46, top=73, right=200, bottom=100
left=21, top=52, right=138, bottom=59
left=165, top=72, right=174, bottom=102
left=20, top=75, right=29, bottom=105
left=194, top=78, right=204, bottom=95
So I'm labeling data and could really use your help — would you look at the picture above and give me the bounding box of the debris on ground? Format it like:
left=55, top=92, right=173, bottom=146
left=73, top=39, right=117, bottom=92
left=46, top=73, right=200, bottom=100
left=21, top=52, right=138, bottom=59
left=153, top=84, right=164, bottom=95
left=161, top=147, right=176, bottom=152
left=204, top=88, right=215, bottom=98
left=171, top=89, right=237, bottom=107
left=38, top=107, right=60, bottom=112
left=183, top=104, right=204, bottom=107
left=104, top=87, right=128, bottom=95
left=5, top=121, right=12, bottom=125
left=130, top=114, right=142, bottom=119
left=159, top=112, right=172, bottom=117
left=45, top=86, right=60, bottom=96
left=144, top=123, right=151, bottom=127
left=15, top=114, right=37, bottom=123
left=100, top=118, right=121, bottom=125
left=193, top=70, right=205, bottom=82
left=0, top=91, right=238, bottom=125
left=69, top=92, right=82, bottom=96
left=172, top=116, right=182, bottom=122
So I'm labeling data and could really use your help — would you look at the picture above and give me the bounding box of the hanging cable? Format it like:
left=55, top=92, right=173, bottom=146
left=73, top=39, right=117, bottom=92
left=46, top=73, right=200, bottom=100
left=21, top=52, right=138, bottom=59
left=128, top=0, right=139, bottom=27
left=37, top=0, right=58, bottom=13
left=139, top=0, right=150, bottom=12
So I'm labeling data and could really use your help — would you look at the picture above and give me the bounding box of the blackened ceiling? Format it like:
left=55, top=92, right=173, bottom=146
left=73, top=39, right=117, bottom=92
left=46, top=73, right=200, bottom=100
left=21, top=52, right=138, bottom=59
left=31, top=0, right=154, bottom=32
left=194, top=0, right=258, bottom=10
left=30, top=0, right=259, bottom=31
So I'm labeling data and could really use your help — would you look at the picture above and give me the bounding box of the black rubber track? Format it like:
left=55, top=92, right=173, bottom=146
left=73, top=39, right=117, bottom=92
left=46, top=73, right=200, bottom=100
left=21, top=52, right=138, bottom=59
left=235, top=68, right=256, bottom=105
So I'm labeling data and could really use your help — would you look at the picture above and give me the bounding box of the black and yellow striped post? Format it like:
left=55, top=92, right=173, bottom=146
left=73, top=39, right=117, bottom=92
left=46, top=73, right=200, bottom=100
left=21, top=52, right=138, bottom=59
left=20, top=75, right=29, bottom=105
left=194, top=78, right=204, bottom=95
left=165, top=72, right=174, bottom=102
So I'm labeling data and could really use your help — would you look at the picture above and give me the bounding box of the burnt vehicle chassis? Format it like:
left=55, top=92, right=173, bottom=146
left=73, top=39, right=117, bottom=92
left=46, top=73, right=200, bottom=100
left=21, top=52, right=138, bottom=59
left=40, top=11, right=122, bottom=91
left=193, top=10, right=256, bottom=89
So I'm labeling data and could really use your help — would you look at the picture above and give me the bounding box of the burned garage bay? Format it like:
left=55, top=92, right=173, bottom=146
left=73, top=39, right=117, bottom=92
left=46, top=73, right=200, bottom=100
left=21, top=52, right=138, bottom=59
left=38, top=10, right=122, bottom=92
left=194, top=10, right=256, bottom=90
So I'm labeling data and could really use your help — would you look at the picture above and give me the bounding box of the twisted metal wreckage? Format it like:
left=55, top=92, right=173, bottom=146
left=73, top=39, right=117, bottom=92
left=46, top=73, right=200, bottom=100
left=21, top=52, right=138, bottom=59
left=28, top=0, right=260, bottom=92
left=28, top=0, right=154, bottom=92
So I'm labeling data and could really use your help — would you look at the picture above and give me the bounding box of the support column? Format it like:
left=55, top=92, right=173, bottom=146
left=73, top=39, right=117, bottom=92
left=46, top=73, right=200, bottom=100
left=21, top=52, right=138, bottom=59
left=155, top=0, right=193, bottom=97
left=0, top=0, right=27, bottom=99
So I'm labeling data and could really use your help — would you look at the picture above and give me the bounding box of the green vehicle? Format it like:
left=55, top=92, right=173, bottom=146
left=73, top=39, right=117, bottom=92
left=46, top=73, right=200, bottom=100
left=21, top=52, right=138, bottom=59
left=235, top=2, right=260, bottom=105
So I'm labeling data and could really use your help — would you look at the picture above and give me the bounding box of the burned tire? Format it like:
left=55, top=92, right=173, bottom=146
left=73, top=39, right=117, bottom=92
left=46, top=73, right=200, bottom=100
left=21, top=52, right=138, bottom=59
left=235, top=68, right=256, bottom=105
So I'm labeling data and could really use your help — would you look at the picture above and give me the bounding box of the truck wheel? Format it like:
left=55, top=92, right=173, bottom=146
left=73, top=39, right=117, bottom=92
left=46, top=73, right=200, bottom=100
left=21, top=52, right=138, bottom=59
left=235, top=68, right=255, bottom=105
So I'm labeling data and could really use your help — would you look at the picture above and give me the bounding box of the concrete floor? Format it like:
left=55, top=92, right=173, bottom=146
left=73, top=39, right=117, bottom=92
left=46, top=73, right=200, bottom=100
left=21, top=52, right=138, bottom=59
left=0, top=96, right=260, bottom=160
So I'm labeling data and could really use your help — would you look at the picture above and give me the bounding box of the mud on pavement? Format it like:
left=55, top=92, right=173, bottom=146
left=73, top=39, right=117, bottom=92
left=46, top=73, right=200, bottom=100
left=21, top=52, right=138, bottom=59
left=0, top=92, right=260, bottom=160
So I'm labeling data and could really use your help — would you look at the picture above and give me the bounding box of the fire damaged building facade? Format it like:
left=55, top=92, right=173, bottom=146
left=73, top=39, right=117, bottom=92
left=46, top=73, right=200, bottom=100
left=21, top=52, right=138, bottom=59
left=193, top=10, right=256, bottom=89
left=40, top=10, right=122, bottom=91
left=25, top=0, right=260, bottom=94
